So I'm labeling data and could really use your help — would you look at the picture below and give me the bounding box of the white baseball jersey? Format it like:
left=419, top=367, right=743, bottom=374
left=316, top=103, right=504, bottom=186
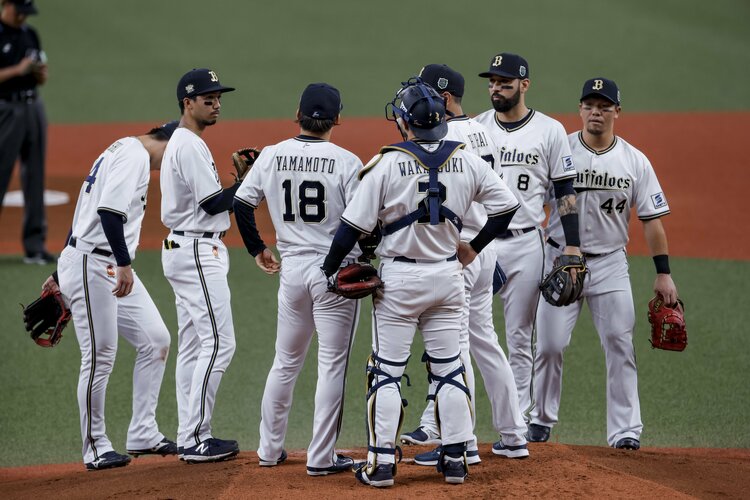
left=161, top=127, right=229, bottom=232
left=235, top=136, right=362, bottom=259
left=546, top=132, right=671, bottom=254
left=69, top=137, right=149, bottom=258
left=475, top=109, right=576, bottom=229
left=444, top=116, right=503, bottom=239
left=343, top=143, right=519, bottom=260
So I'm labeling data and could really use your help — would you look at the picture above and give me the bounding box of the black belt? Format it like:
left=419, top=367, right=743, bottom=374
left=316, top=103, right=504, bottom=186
left=173, top=230, right=226, bottom=239
left=546, top=238, right=608, bottom=259
left=68, top=237, right=113, bottom=257
left=393, top=254, right=457, bottom=263
left=497, top=226, right=535, bottom=239
left=0, top=90, right=37, bottom=102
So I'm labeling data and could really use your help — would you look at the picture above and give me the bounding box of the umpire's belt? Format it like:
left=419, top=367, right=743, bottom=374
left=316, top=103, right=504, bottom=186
left=0, top=89, right=37, bottom=102
left=393, top=254, right=457, bottom=264
left=68, top=237, right=113, bottom=257
left=496, top=226, right=536, bottom=239
left=546, top=237, right=610, bottom=259
left=172, top=230, right=226, bottom=239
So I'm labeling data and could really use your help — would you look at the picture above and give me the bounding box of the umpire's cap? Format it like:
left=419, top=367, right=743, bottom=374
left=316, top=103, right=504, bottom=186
left=177, top=68, right=235, bottom=102
left=7, top=0, right=38, bottom=15
left=580, top=77, right=620, bottom=106
left=419, top=64, right=465, bottom=98
left=386, top=77, right=447, bottom=141
left=479, top=53, right=529, bottom=79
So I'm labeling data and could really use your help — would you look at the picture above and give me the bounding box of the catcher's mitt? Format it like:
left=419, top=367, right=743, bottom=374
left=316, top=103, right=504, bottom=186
left=231, top=147, right=261, bottom=182
left=21, top=290, right=71, bottom=347
left=327, top=263, right=383, bottom=299
left=539, top=254, right=587, bottom=307
left=647, top=294, right=687, bottom=351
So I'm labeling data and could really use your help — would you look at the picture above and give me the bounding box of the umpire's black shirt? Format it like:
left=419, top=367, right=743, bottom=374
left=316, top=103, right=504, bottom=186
left=0, top=19, right=42, bottom=98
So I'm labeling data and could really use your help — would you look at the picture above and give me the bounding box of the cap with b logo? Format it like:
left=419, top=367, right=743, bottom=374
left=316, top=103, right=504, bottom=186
left=478, top=52, right=529, bottom=79
left=419, top=64, right=465, bottom=97
left=176, top=68, right=235, bottom=102
left=580, top=77, right=620, bottom=105
left=299, top=83, right=342, bottom=120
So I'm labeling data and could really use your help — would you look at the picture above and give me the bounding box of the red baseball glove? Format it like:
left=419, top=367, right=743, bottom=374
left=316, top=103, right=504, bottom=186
left=327, top=263, right=383, bottom=299
left=22, top=289, right=71, bottom=347
left=647, top=294, right=687, bottom=351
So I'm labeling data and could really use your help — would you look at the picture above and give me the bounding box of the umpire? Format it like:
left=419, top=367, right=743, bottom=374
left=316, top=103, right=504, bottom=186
left=0, top=0, right=53, bottom=264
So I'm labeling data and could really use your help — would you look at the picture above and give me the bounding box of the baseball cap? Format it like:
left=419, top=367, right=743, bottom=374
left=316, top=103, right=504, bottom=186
left=580, top=77, right=620, bottom=106
left=419, top=64, right=465, bottom=97
left=299, top=83, right=342, bottom=120
left=396, top=80, right=447, bottom=141
left=478, top=52, right=529, bottom=79
left=8, top=0, right=38, bottom=15
left=176, top=68, right=235, bottom=102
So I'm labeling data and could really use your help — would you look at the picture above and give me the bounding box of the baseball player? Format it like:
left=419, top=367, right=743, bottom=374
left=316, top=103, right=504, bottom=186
left=321, top=78, right=520, bottom=487
left=530, top=78, right=679, bottom=449
left=46, top=120, right=179, bottom=470
left=401, top=64, right=529, bottom=463
left=475, top=53, right=582, bottom=433
left=233, top=83, right=362, bottom=475
left=161, top=68, right=240, bottom=463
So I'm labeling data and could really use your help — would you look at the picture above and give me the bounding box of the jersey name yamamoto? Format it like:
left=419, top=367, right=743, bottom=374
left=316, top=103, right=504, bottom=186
left=474, top=109, right=576, bottom=229
left=546, top=132, right=671, bottom=254
left=343, top=142, right=519, bottom=261
left=444, top=116, right=503, bottom=239
left=161, top=127, right=229, bottom=232
left=234, top=136, right=363, bottom=259
left=69, top=137, right=150, bottom=258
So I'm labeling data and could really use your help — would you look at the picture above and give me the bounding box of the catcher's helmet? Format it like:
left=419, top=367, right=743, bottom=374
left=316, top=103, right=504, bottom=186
left=385, top=77, right=447, bottom=141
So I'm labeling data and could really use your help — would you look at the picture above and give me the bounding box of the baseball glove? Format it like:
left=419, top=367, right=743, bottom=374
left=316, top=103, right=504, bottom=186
left=539, top=254, right=587, bottom=307
left=327, top=263, right=383, bottom=299
left=647, top=294, right=687, bottom=351
left=231, top=147, right=261, bottom=182
left=21, top=290, right=71, bottom=347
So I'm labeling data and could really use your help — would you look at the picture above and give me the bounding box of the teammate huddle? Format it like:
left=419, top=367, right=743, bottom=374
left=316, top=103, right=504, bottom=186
left=43, top=52, right=679, bottom=487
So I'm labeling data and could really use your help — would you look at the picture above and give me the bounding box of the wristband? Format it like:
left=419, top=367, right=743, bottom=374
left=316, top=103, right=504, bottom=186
left=653, top=254, right=671, bottom=274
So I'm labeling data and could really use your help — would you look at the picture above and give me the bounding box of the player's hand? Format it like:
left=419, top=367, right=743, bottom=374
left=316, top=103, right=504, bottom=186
left=457, top=241, right=478, bottom=268
left=16, top=56, right=35, bottom=77
left=254, top=248, right=280, bottom=275
left=113, top=265, right=134, bottom=297
left=32, top=63, right=48, bottom=84
left=41, top=275, right=60, bottom=294
left=654, top=273, right=678, bottom=306
left=562, top=245, right=583, bottom=281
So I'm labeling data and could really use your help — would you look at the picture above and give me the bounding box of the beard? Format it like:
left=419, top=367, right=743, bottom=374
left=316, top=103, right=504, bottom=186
left=492, top=87, right=521, bottom=113
left=199, top=118, right=217, bottom=127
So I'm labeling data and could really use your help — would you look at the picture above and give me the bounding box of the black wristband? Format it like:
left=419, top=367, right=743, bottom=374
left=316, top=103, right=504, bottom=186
left=653, top=254, right=671, bottom=274
left=52, top=270, right=59, bottom=284
left=560, top=213, right=581, bottom=248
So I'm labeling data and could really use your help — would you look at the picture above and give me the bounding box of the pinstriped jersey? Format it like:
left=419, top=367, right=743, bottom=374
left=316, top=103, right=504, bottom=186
left=160, top=127, right=230, bottom=232
left=475, top=109, right=576, bottom=229
left=234, top=136, right=363, bottom=259
left=69, top=137, right=150, bottom=259
left=546, top=132, right=671, bottom=254
left=342, top=141, right=519, bottom=261
left=444, top=115, right=504, bottom=240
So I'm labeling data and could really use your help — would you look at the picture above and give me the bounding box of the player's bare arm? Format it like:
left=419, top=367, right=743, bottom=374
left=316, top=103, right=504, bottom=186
left=42, top=275, right=60, bottom=294
left=643, top=218, right=678, bottom=305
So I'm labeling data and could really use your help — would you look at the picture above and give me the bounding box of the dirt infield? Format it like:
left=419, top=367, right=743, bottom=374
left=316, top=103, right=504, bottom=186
left=1, top=444, right=749, bottom=499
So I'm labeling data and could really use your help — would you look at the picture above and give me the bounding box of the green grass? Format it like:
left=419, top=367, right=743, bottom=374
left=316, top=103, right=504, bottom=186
left=1, top=251, right=747, bottom=466
left=30, top=0, right=750, bottom=123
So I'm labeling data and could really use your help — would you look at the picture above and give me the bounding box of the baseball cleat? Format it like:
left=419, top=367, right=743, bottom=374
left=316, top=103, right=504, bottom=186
left=259, top=449, right=288, bottom=467
left=183, top=438, right=239, bottom=464
left=178, top=446, right=184, bottom=461
left=354, top=462, right=394, bottom=488
left=440, top=456, right=468, bottom=485
left=307, top=453, right=355, bottom=476
left=400, top=426, right=441, bottom=446
left=85, top=450, right=132, bottom=471
left=614, top=437, right=640, bottom=450
left=127, top=437, right=178, bottom=457
left=491, top=441, right=530, bottom=459
left=526, top=423, right=551, bottom=442
left=413, top=446, right=481, bottom=466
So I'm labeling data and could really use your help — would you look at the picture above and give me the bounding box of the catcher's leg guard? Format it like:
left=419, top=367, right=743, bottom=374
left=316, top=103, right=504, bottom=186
left=422, top=351, right=473, bottom=445
left=364, top=352, right=410, bottom=473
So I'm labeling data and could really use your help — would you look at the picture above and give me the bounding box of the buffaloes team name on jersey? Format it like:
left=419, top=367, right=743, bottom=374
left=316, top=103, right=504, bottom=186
left=398, top=157, right=465, bottom=177
left=498, top=146, right=539, bottom=166
left=275, top=155, right=335, bottom=174
left=574, top=168, right=632, bottom=191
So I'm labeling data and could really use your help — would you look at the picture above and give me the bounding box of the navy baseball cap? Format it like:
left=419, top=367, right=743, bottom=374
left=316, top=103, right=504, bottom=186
left=299, top=83, right=342, bottom=120
left=580, top=77, right=620, bottom=105
left=8, top=0, right=38, bottom=15
left=419, top=64, right=465, bottom=97
left=479, top=52, right=529, bottom=79
left=176, top=68, right=235, bottom=102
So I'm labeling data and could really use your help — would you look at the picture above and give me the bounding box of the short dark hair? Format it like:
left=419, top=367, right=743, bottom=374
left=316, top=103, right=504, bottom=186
left=297, top=115, right=336, bottom=134
left=178, top=97, right=196, bottom=114
left=146, top=126, right=171, bottom=141
left=451, top=94, right=462, bottom=106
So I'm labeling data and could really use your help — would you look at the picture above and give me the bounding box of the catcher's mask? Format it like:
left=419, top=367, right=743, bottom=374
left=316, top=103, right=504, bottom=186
left=385, top=77, right=447, bottom=141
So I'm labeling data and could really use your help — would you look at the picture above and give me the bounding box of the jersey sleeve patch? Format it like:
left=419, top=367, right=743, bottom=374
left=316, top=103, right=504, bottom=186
left=561, top=155, right=575, bottom=173
left=651, top=192, right=668, bottom=209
